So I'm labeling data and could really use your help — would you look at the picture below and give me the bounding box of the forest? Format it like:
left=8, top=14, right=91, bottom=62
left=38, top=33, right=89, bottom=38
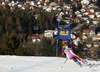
left=0, top=7, right=59, bottom=56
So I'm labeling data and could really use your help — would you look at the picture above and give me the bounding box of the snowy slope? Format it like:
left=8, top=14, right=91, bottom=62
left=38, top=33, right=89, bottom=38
left=0, top=55, right=100, bottom=72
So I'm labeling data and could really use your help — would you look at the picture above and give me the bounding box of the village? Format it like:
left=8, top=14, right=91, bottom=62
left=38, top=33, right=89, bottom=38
left=0, top=0, right=100, bottom=59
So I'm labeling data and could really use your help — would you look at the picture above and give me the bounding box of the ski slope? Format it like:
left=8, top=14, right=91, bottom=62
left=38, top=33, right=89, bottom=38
left=0, top=55, right=100, bottom=72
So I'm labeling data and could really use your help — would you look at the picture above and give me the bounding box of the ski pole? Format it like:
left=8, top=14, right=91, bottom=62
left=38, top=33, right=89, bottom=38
left=61, top=58, right=68, bottom=68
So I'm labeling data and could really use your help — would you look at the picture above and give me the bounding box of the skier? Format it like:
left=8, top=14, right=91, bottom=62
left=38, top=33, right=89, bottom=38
left=62, top=40, right=91, bottom=67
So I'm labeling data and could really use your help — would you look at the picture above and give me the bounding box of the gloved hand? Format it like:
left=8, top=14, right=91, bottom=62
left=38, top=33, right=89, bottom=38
left=62, top=53, right=66, bottom=56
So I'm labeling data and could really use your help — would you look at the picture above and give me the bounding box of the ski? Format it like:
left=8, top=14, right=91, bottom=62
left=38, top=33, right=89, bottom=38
left=73, top=59, right=82, bottom=67
left=81, top=63, right=95, bottom=68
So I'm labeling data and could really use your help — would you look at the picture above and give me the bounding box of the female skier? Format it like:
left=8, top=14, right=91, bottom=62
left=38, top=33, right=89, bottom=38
left=62, top=40, right=90, bottom=67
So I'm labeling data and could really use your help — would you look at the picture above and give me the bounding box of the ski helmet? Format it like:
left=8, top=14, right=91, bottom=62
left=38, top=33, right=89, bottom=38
left=64, top=40, right=69, bottom=44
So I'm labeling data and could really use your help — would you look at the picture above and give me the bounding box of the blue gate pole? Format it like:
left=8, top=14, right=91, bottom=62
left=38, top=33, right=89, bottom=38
left=56, top=20, right=60, bottom=57
left=68, top=20, right=71, bottom=42
left=68, top=20, right=72, bottom=49
left=56, top=39, right=58, bottom=57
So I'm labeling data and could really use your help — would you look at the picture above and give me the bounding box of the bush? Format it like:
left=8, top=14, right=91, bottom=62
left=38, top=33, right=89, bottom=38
left=15, top=46, right=35, bottom=56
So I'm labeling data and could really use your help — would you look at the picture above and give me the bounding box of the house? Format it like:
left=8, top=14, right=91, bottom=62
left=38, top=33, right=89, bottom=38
left=75, top=11, right=80, bottom=15
left=2, top=2, right=5, bottom=5
left=43, top=5, right=48, bottom=10
left=8, top=1, right=16, bottom=7
left=57, top=7, right=63, bottom=11
left=44, top=2, right=49, bottom=6
left=86, top=20, right=90, bottom=24
left=81, top=8, right=86, bottom=12
left=81, top=0, right=89, bottom=5
left=92, top=20, right=99, bottom=25
left=74, top=17, right=80, bottom=23
left=37, top=0, right=44, bottom=5
left=32, top=34, right=41, bottom=43
left=18, top=4, right=22, bottom=8
left=2, top=1, right=8, bottom=5
left=53, top=28, right=58, bottom=35
left=49, top=2, right=57, bottom=7
left=71, top=32, right=79, bottom=40
left=71, top=29, right=80, bottom=34
left=44, top=30, right=54, bottom=38
left=90, top=9, right=94, bottom=13
left=96, top=14, right=100, bottom=18
left=63, top=19, right=69, bottom=24
left=30, top=1, right=37, bottom=6
left=82, top=34, right=89, bottom=40
left=83, top=47, right=89, bottom=51
left=92, top=35, right=100, bottom=41
left=34, top=14, right=39, bottom=19
left=64, top=4, right=70, bottom=10
left=29, top=5, right=37, bottom=10
left=45, top=7, right=52, bottom=12
left=95, top=11, right=100, bottom=16
left=73, top=37, right=80, bottom=46
left=83, top=29, right=90, bottom=35
left=83, top=12, right=88, bottom=16
left=77, top=14, right=82, bottom=18
left=88, top=12, right=95, bottom=19
left=86, top=43, right=92, bottom=48
left=57, top=14, right=63, bottom=20
left=96, top=16, right=100, bottom=21
left=81, top=0, right=89, bottom=8
left=37, top=0, right=44, bottom=7
left=89, top=30, right=95, bottom=36
left=93, top=42, right=99, bottom=47
left=71, top=34, right=76, bottom=40
left=82, top=16, right=88, bottom=20
left=52, top=6, right=57, bottom=10
left=59, top=12, right=64, bottom=16
left=21, top=6, right=25, bottom=10
left=97, top=32, right=100, bottom=35
left=89, top=4, right=94, bottom=8
left=45, top=0, right=50, bottom=2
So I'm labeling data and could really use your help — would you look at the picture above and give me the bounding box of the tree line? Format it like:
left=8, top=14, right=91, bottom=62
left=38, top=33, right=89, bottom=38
left=0, top=8, right=58, bottom=56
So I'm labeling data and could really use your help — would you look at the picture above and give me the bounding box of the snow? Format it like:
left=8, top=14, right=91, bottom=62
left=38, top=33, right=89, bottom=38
left=0, top=55, right=100, bottom=72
